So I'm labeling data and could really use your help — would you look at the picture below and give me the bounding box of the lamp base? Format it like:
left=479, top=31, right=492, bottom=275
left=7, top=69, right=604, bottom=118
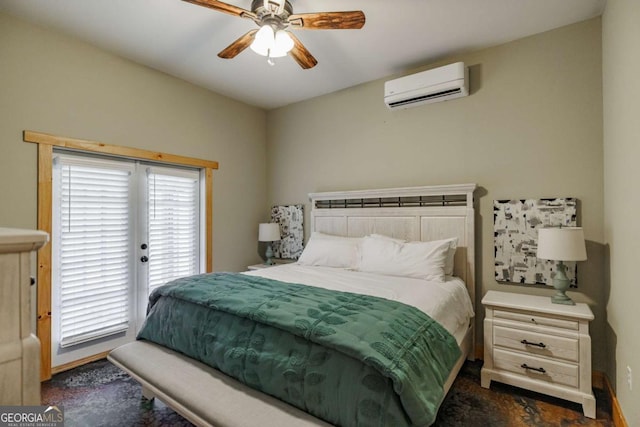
left=551, top=290, right=575, bottom=305
left=264, top=243, right=275, bottom=265
left=551, top=261, right=575, bottom=305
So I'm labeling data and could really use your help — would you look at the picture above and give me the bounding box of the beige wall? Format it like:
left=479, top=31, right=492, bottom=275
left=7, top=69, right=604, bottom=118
left=0, top=12, right=267, bottom=272
left=267, top=19, right=607, bottom=370
left=603, top=0, right=640, bottom=423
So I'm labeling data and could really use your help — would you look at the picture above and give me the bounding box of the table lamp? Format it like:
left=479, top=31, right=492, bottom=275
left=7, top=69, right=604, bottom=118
left=258, top=223, right=281, bottom=265
left=536, top=226, right=587, bottom=305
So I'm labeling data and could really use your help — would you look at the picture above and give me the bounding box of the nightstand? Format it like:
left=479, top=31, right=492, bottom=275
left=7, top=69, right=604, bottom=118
left=481, top=290, right=596, bottom=418
left=248, top=259, right=295, bottom=271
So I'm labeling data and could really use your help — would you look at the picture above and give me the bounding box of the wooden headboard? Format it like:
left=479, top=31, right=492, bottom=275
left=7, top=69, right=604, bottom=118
left=309, top=184, right=477, bottom=311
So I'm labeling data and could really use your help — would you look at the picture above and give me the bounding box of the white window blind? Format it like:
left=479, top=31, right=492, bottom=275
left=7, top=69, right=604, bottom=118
left=147, top=167, right=200, bottom=295
left=54, top=157, right=133, bottom=348
left=52, top=153, right=203, bottom=358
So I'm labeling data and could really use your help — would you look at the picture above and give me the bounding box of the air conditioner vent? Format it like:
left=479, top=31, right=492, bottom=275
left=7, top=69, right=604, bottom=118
left=387, top=88, right=462, bottom=108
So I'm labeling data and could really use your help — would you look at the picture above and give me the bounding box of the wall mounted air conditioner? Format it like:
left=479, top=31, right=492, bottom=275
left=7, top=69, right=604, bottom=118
left=384, top=62, right=469, bottom=110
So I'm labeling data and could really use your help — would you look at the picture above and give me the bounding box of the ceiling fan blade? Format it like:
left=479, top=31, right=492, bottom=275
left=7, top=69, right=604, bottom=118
left=218, top=29, right=258, bottom=59
left=182, top=0, right=256, bottom=20
left=287, top=33, right=318, bottom=69
left=288, top=11, right=365, bottom=30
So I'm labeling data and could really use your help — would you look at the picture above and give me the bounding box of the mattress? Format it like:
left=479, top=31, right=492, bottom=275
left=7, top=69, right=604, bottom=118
left=244, top=264, right=474, bottom=342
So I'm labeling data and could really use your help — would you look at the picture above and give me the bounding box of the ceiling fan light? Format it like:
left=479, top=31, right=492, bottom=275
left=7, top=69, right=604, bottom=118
left=273, top=30, right=294, bottom=55
left=250, top=25, right=275, bottom=56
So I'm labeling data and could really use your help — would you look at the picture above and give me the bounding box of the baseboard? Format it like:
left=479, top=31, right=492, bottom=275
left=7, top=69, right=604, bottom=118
left=610, top=391, right=629, bottom=427
left=50, top=350, right=110, bottom=376
left=592, top=370, right=605, bottom=390
left=592, top=371, right=629, bottom=427
left=474, top=344, right=483, bottom=360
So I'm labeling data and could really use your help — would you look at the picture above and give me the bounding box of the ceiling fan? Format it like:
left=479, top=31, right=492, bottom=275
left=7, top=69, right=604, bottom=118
left=182, top=0, right=365, bottom=69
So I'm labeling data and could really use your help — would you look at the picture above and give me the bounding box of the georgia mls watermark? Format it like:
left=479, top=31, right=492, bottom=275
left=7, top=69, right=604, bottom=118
left=0, top=406, right=64, bottom=427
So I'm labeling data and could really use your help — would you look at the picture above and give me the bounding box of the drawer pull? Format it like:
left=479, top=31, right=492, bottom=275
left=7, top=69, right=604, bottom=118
left=521, top=363, right=546, bottom=374
left=521, top=339, right=546, bottom=348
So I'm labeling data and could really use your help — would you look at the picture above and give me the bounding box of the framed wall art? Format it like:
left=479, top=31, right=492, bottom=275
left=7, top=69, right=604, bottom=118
left=494, top=198, right=578, bottom=286
left=270, top=204, right=304, bottom=259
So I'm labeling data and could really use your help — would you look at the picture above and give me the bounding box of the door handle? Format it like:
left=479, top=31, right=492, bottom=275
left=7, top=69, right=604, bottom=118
left=140, top=256, right=149, bottom=263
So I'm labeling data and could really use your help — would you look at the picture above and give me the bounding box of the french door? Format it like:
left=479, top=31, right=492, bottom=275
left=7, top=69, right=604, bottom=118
left=51, top=151, right=203, bottom=367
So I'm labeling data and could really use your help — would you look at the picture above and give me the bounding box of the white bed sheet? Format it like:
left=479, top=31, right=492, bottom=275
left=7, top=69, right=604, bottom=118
left=243, top=264, right=474, bottom=342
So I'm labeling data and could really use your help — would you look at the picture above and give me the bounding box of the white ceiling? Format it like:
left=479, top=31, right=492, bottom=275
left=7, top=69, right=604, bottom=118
left=0, top=0, right=606, bottom=109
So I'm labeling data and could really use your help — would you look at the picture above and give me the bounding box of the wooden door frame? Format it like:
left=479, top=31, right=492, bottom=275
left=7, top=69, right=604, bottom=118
left=24, top=131, right=218, bottom=380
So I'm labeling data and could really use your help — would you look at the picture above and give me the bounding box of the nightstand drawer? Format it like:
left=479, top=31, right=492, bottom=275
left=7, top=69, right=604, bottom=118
left=494, top=325, right=579, bottom=362
left=494, top=309, right=579, bottom=331
left=493, top=348, right=579, bottom=388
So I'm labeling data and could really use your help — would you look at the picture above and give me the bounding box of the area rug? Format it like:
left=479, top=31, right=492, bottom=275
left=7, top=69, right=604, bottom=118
left=42, top=359, right=612, bottom=427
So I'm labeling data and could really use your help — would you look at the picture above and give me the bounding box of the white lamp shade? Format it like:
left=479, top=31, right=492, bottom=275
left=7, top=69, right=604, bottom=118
left=271, top=30, right=294, bottom=57
left=258, top=223, right=281, bottom=242
left=250, top=25, right=275, bottom=56
left=537, top=227, right=587, bottom=261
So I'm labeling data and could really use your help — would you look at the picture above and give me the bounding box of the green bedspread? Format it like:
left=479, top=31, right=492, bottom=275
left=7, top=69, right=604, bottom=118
left=137, top=272, right=461, bottom=426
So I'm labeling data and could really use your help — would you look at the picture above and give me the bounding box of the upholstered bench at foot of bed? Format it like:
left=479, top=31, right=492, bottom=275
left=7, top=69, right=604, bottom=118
left=108, top=341, right=332, bottom=427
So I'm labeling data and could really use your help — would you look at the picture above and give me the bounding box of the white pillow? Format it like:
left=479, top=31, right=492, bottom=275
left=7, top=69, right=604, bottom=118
left=368, top=233, right=406, bottom=244
left=440, top=237, right=458, bottom=276
left=367, top=234, right=458, bottom=277
left=358, top=236, right=451, bottom=282
left=297, top=232, right=362, bottom=269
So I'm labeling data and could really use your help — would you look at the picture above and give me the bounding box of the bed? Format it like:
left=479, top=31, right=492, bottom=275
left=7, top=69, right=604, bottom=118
left=108, top=184, right=477, bottom=426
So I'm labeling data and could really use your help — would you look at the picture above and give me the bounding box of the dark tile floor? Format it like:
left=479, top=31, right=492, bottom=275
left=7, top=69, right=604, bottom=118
left=42, top=359, right=612, bottom=426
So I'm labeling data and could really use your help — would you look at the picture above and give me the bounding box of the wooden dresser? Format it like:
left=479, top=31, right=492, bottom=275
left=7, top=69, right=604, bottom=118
left=481, top=290, right=596, bottom=418
left=0, top=228, right=48, bottom=405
